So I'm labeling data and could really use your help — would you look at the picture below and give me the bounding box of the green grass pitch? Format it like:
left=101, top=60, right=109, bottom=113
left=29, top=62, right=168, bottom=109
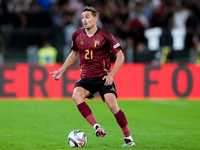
left=0, top=99, right=200, bottom=150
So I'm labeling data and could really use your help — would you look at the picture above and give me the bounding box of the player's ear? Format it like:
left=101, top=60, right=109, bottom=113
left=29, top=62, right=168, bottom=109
left=94, top=16, right=98, bottom=22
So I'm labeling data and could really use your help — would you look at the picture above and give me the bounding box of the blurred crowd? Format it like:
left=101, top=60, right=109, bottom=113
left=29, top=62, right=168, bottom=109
left=0, top=0, right=200, bottom=63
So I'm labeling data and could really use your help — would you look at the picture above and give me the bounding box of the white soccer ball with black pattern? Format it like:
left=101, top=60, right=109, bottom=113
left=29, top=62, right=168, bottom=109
left=67, top=130, right=87, bottom=147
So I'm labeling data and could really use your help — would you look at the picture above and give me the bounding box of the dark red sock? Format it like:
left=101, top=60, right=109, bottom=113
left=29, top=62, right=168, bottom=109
left=115, top=109, right=131, bottom=137
left=77, top=102, right=97, bottom=126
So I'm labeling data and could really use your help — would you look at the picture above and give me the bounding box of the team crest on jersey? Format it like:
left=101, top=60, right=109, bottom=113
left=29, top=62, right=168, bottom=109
left=79, top=41, right=84, bottom=45
left=94, top=40, right=100, bottom=48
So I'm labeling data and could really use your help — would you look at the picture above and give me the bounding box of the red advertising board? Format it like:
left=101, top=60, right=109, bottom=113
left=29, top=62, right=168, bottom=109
left=0, top=63, right=199, bottom=99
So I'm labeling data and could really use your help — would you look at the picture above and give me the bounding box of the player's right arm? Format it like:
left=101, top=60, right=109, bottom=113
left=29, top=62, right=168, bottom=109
left=50, top=50, right=79, bottom=81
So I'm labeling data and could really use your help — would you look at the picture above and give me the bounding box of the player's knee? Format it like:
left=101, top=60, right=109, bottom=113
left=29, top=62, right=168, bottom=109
left=72, top=94, right=80, bottom=105
left=72, top=92, right=85, bottom=105
left=72, top=93, right=79, bottom=101
left=106, top=100, right=119, bottom=114
left=107, top=104, right=114, bottom=112
left=108, top=104, right=119, bottom=114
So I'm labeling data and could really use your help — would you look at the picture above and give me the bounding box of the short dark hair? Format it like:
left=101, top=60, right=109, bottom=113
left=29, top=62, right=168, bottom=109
left=82, top=6, right=99, bottom=17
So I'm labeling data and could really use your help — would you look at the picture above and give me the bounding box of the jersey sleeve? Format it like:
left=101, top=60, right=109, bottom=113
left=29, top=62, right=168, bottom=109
left=70, top=31, right=78, bottom=51
left=107, top=33, right=122, bottom=55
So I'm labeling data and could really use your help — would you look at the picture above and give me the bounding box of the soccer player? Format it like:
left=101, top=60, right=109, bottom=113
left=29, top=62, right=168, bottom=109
left=50, top=6, right=136, bottom=147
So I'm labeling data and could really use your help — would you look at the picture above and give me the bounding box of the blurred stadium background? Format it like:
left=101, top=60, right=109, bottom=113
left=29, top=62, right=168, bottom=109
left=0, top=0, right=200, bottom=63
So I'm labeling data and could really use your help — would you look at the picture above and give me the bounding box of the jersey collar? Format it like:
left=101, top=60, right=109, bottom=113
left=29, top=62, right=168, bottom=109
left=84, top=27, right=99, bottom=37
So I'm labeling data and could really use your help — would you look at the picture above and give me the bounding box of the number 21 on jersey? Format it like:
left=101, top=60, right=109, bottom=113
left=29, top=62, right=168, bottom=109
left=85, top=50, right=93, bottom=59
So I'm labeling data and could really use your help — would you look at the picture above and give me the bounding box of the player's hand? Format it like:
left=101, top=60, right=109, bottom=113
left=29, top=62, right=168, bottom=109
left=50, top=70, right=62, bottom=81
left=102, top=75, right=113, bottom=86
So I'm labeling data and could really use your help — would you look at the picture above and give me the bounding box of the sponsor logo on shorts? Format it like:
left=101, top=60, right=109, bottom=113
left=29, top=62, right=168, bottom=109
left=110, top=88, right=115, bottom=92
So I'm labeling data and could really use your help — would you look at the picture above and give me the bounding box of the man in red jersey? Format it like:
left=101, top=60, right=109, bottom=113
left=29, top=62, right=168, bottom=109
left=50, top=6, right=135, bottom=147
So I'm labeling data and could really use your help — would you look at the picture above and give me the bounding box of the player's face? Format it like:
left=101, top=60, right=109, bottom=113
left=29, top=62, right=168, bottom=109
left=81, top=11, right=97, bottom=30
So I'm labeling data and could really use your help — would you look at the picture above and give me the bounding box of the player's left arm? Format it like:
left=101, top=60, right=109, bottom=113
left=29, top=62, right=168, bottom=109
left=103, top=50, right=124, bottom=86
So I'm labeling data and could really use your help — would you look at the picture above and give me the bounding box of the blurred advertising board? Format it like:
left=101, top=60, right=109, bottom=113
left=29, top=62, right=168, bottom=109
left=0, top=63, right=199, bottom=100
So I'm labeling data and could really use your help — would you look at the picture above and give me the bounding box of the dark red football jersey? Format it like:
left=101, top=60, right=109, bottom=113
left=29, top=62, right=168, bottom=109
left=71, top=27, right=122, bottom=78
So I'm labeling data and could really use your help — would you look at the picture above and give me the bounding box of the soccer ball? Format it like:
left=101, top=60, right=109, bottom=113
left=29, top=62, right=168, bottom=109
left=67, top=130, right=87, bottom=147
